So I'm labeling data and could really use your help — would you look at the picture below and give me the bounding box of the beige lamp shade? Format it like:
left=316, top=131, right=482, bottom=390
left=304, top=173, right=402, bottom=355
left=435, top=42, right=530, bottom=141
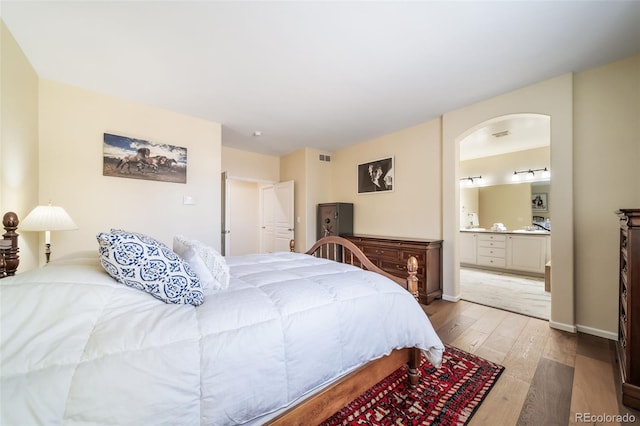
left=21, top=204, right=78, bottom=232
left=21, top=204, right=78, bottom=248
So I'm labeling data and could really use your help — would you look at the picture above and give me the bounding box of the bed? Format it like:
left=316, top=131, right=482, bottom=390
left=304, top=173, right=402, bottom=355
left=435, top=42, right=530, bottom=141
left=0, top=212, right=444, bottom=425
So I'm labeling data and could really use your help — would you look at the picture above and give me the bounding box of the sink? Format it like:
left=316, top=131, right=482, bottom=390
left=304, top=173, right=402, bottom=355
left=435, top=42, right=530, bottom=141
left=462, top=227, right=486, bottom=231
left=513, top=229, right=549, bottom=233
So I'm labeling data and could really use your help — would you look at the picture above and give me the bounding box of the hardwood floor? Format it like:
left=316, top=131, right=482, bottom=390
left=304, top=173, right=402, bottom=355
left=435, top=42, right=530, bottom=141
left=422, top=299, right=640, bottom=426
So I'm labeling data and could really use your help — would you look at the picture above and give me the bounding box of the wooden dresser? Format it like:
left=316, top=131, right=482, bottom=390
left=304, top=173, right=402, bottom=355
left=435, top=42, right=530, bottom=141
left=616, top=209, right=640, bottom=409
left=344, top=235, right=442, bottom=304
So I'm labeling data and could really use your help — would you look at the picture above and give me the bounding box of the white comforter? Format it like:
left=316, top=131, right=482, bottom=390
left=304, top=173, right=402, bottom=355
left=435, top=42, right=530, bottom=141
left=0, top=251, right=444, bottom=425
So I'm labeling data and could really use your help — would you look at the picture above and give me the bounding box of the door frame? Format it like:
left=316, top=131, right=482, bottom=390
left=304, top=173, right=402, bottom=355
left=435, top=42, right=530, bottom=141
left=222, top=173, right=275, bottom=255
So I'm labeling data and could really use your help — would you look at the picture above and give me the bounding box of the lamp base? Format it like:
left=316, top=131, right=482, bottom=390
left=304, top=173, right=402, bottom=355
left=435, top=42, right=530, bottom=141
left=45, top=243, right=51, bottom=264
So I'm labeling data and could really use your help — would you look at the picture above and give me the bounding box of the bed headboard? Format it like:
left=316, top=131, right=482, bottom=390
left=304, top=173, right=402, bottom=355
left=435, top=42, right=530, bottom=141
left=0, top=211, right=20, bottom=278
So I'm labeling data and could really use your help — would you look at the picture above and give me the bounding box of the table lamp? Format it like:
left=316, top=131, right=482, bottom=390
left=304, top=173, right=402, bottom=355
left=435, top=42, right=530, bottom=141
left=20, top=203, right=78, bottom=263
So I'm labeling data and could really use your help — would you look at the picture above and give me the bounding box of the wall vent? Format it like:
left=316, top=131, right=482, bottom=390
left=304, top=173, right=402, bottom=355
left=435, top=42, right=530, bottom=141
left=492, top=130, right=510, bottom=138
left=319, top=154, right=331, bottom=162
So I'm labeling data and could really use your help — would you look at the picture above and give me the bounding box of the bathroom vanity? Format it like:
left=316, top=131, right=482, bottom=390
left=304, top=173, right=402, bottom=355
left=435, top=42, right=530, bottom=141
left=460, top=229, right=550, bottom=275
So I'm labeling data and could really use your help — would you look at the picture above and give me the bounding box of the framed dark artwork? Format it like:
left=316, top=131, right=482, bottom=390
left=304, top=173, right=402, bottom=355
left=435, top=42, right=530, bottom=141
left=531, top=192, right=548, bottom=212
left=103, top=133, right=187, bottom=184
left=357, top=157, right=394, bottom=194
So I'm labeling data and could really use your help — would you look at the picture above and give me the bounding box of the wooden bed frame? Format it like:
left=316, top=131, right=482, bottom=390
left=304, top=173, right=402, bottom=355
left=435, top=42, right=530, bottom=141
left=0, top=213, right=426, bottom=424
left=0, top=212, right=20, bottom=278
left=267, top=236, right=424, bottom=425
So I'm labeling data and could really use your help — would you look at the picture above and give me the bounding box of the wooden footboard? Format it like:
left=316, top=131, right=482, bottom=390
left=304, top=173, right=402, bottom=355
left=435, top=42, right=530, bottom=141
left=0, top=212, right=20, bottom=278
left=267, top=347, right=421, bottom=426
left=304, top=236, right=420, bottom=302
left=265, top=237, right=424, bottom=425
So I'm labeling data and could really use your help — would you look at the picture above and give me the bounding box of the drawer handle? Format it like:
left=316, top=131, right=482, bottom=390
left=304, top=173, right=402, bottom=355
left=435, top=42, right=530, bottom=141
left=375, top=250, right=384, bottom=254
left=396, top=265, right=407, bottom=271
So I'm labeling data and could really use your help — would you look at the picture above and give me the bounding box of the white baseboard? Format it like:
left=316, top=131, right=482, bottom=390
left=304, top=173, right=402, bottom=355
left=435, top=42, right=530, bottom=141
left=442, top=293, right=461, bottom=302
left=549, top=321, right=577, bottom=333
left=549, top=321, right=618, bottom=340
left=576, top=324, right=618, bottom=341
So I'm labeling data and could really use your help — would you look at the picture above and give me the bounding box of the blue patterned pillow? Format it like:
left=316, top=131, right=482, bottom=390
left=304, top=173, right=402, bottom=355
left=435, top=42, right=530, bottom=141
left=97, top=230, right=204, bottom=306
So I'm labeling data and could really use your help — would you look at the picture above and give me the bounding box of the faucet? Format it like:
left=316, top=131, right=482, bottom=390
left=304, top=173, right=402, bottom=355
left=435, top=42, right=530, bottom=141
left=532, top=222, right=550, bottom=231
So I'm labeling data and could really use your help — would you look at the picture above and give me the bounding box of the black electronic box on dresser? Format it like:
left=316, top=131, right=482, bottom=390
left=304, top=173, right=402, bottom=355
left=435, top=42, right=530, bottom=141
left=345, top=235, right=443, bottom=305
left=616, top=208, right=640, bottom=410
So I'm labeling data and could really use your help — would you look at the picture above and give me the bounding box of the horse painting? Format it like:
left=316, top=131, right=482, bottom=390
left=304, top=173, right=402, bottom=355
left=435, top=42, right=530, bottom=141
left=143, top=155, right=178, bottom=173
left=116, top=147, right=151, bottom=173
left=103, top=133, right=187, bottom=184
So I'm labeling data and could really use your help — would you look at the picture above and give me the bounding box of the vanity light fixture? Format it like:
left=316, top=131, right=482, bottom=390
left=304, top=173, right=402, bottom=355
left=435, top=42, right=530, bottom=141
left=512, top=167, right=550, bottom=182
left=459, top=175, right=483, bottom=186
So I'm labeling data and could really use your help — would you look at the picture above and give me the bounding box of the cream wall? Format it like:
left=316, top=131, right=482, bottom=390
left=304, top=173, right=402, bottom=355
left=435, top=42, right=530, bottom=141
left=303, top=148, right=333, bottom=251
left=443, top=74, right=574, bottom=332
left=280, top=149, right=306, bottom=251
left=573, top=55, right=640, bottom=337
left=221, top=146, right=279, bottom=183
left=37, top=80, right=221, bottom=263
left=0, top=21, right=39, bottom=271
left=331, top=120, right=442, bottom=239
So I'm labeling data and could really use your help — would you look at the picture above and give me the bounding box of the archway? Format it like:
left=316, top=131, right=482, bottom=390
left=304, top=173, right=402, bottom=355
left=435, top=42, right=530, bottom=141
left=441, top=74, right=575, bottom=332
left=457, top=113, right=551, bottom=319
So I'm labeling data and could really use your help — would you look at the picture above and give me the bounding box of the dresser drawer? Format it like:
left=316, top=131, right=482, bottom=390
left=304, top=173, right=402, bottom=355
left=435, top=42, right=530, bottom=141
left=478, top=239, right=506, bottom=249
left=478, top=234, right=507, bottom=242
left=379, top=258, right=425, bottom=279
left=361, top=245, right=400, bottom=261
left=478, top=247, right=505, bottom=258
left=477, top=256, right=506, bottom=268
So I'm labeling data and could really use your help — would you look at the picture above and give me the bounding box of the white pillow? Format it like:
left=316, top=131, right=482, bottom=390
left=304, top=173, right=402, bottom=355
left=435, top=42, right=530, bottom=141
left=97, top=230, right=204, bottom=306
left=174, top=245, right=217, bottom=294
left=173, top=235, right=230, bottom=292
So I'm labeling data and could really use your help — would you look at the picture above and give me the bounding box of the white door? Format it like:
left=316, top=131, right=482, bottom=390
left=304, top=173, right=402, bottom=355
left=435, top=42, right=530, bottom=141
left=221, top=172, right=230, bottom=255
left=261, top=181, right=294, bottom=253
left=261, top=186, right=275, bottom=253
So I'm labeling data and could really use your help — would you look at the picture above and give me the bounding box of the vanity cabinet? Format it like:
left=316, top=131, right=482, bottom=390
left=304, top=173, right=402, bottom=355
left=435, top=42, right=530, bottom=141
left=477, top=234, right=507, bottom=268
left=506, top=235, right=548, bottom=274
left=616, top=209, right=640, bottom=409
left=459, top=232, right=477, bottom=264
left=460, top=231, right=549, bottom=275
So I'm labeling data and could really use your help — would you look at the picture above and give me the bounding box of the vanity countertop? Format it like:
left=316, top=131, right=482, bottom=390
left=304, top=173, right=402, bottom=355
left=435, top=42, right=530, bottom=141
left=460, top=228, right=550, bottom=236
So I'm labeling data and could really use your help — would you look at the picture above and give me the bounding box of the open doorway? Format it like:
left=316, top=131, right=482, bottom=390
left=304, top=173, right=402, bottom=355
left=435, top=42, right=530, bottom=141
left=457, top=114, right=551, bottom=320
left=222, top=173, right=295, bottom=256
left=222, top=173, right=261, bottom=256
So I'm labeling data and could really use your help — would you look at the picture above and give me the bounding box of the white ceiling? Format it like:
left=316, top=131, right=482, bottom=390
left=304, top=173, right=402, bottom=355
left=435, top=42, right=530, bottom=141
left=2, top=1, right=639, bottom=157
left=459, top=114, right=550, bottom=161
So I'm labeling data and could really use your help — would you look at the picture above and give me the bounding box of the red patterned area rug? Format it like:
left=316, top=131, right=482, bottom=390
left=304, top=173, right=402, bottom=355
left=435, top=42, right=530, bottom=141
left=321, top=345, right=504, bottom=426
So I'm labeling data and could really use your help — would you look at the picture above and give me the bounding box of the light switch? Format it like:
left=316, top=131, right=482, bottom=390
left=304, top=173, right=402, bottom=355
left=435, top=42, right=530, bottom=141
left=183, top=195, right=196, bottom=205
